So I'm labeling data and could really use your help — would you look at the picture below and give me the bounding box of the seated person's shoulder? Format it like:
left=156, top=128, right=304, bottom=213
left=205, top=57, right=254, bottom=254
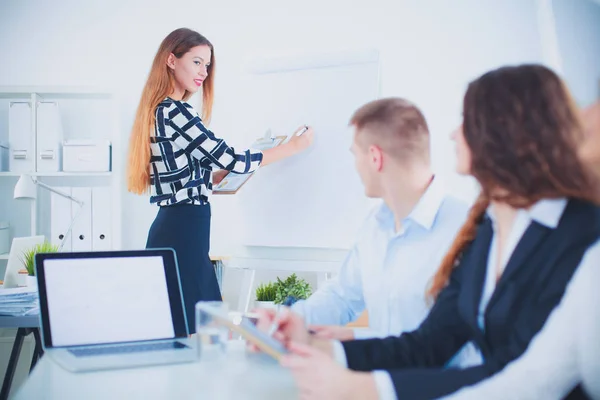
left=437, top=195, right=470, bottom=226
left=441, top=194, right=470, bottom=212
left=363, top=201, right=388, bottom=226
left=350, top=202, right=387, bottom=243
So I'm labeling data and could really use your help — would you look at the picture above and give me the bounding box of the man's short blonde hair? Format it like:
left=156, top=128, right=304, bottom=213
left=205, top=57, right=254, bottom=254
left=350, top=97, right=430, bottom=165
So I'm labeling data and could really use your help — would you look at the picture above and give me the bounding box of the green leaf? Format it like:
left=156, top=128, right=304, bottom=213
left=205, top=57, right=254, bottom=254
left=255, top=282, right=277, bottom=301
left=20, top=241, right=59, bottom=276
left=272, top=273, right=312, bottom=304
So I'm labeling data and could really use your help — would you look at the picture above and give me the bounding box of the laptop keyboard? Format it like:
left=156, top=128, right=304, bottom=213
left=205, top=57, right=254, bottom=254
left=68, top=341, right=188, bottom=357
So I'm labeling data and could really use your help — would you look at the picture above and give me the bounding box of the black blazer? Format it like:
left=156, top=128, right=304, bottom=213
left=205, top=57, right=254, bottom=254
left=342, top=199, right=600, bottom=400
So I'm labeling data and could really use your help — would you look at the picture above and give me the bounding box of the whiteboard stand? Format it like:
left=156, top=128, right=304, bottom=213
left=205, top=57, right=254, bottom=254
left=230, top=49, right=380, bottom=249
left=218, top=49, right=379, bottom=312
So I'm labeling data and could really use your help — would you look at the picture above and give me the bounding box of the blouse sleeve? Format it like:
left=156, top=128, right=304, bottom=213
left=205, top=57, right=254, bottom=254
left=166, top=100, right=263, bottom=173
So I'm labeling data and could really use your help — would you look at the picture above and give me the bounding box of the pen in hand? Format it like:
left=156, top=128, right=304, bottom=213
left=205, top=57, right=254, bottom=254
left=296, top=125, right=309, bottom=136
left=267, top=320, right=279, bottom=337
left=267, top=309, right=284, bottom=337
left=266, top=308, right=316, bottom=337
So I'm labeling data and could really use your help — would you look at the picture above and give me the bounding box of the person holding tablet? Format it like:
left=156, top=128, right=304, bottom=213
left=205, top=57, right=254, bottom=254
left=254, top=64, right=600, bottom=400
left=127, top=28, right=314, bottom=332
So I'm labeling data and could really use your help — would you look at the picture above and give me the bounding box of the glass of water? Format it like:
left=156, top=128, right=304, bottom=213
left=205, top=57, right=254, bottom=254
left=195, top=301, right=229, bottom=357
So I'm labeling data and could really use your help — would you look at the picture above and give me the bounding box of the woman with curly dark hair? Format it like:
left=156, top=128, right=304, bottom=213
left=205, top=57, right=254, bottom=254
left=433, top=101, right=600, bottom=400
left=253, top=65, right=600, bottom=400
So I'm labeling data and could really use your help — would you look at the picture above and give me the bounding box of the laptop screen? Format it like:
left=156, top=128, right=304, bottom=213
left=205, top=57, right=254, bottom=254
left=36, top=250, right=188, bottom=348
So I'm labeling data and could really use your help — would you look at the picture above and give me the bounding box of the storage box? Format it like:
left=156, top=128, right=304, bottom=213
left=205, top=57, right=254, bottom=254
left=0, top=222, right=9, bottom=255
left=62, top=140, right=111, bottom=172
left=0, top=142, right=8, bottom=172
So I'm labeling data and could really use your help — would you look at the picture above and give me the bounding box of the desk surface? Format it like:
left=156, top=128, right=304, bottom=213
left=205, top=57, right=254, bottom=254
left=0, top=315, right=39, bottom=329
left=13, top=341, right=297, bottom=400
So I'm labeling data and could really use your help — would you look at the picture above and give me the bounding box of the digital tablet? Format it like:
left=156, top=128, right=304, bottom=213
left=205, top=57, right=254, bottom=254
left=212, top=134, right=288, bottom=195
left=196, top=303, right=289, bottom=360
left=211, top=171, right=254, bottom=194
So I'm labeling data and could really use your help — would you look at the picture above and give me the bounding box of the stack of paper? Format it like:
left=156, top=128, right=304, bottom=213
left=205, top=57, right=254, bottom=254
left=0, top=287, right=39, bottom=316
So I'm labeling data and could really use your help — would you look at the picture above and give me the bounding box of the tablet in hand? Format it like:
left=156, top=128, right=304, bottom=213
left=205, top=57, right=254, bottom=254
left=196, top=303, right=289, bottom=360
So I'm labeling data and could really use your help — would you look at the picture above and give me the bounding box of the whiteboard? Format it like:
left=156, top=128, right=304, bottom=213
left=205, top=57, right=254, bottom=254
left=231, top=50, right=380, bottom=249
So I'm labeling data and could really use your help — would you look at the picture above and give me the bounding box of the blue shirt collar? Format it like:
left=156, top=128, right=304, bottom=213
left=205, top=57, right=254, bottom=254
left=375, top=176, right=447, bottom=231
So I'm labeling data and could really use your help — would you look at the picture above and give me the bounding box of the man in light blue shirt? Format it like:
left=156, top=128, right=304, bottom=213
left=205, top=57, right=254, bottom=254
left=292, top=97, right=469, bottom=341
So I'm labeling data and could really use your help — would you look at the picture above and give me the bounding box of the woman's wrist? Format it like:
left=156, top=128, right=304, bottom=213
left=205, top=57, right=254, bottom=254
left=286, top=139, right=302, bottom=156
left=308, top=335, right=336, bottom=357
left=345, top=372, right=379, bottom=400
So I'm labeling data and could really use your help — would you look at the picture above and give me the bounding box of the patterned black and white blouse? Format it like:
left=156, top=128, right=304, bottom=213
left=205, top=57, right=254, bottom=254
left=149, top=98, right=263, bottom=205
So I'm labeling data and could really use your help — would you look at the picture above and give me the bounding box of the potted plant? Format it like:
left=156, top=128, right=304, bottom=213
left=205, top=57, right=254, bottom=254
left=20, top=242, right=59, bottom=288
left=274, top=273, right=312, bottom=306
left=255, top=282, right=278, bottom=309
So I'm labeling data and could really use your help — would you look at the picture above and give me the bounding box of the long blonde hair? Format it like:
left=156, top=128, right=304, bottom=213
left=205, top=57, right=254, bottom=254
left=127, top=28, right=216, bottom=194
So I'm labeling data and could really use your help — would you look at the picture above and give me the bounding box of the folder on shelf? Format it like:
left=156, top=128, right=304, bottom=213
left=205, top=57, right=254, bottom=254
left=71, top=187, right=92, bottom=251
left=36, top=102, right=64, bottom=172
left=51, top=187, right=73, bottom=251
left=8, top=102, right=33, bottom=173
left=91, top=187, right=112, bottom=251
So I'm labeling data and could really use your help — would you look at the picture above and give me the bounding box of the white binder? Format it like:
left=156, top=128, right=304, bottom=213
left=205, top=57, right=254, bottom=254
left=36, top=102, right=63, bottom=172
left=51, top=187, right=73, bottom=251
left=71, top=187, right=92, bottom=251
left=8, top=102, right=33, bottom=173
left=91, top=187, right=112, bottom=250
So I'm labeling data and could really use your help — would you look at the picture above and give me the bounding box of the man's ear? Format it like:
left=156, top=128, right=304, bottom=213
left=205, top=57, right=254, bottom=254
left=369, top=145, right=384, bottom=172
left=166, top=53, right=176, bottom=70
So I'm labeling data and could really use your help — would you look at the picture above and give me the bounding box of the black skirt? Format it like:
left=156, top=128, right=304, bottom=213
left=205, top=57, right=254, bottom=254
left=146, top=203, right=222, bottom=333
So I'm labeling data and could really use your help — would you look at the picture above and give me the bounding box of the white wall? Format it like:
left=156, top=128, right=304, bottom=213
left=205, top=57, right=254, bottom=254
left=1, top=0, right=598, bottom=308
left=553, top=0, right=600, bottom=106
left=0, top=0, right=548, bottom=250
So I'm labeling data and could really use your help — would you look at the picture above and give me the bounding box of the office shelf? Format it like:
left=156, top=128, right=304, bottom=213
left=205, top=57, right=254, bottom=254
left=0, top=86, right=113, bottom=99
left=0, top=172, right=112, bottom=177
left=0, top=85, right=122, bottom=250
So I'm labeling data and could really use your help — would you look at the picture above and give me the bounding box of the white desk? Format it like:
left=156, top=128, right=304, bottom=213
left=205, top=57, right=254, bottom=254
left=13, top=341, right=297, bottom=399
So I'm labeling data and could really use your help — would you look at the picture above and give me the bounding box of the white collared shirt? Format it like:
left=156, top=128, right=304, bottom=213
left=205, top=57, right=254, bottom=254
left=292, top=178, right=469, bottom=339
left=456, top=198, right=569, bottom=368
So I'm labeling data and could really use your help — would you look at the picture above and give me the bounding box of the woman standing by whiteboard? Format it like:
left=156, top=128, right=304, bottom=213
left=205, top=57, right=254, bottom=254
left=127, top=28, right=314, bottom=332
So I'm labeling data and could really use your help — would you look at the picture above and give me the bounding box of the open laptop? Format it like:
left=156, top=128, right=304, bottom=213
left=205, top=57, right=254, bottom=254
left=2, top=236, right=46, bottom=288
left=35, top=249, right=197, bottom=372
